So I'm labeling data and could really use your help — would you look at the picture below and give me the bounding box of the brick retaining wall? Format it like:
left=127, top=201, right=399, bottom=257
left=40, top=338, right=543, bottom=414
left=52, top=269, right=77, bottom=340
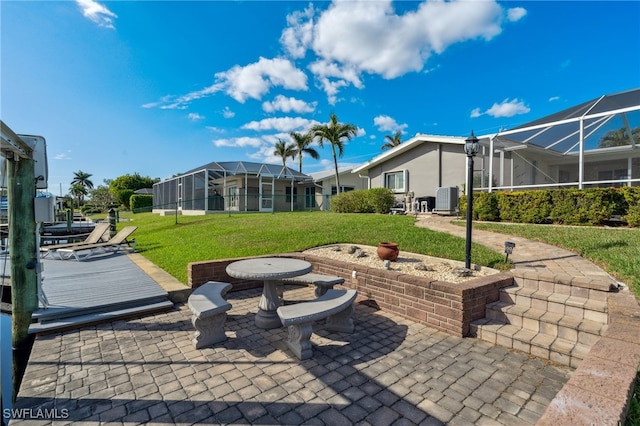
left=188, top=253, right=513, bottom=337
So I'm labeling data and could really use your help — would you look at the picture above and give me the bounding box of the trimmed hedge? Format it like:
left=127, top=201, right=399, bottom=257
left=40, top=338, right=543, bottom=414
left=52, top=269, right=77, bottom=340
left=130, top=194, right=153, bottom=213
left=460, top=187, right=640, bottom=227
left=330, top=188, right=395, bottom=214
left=620, top=186, right=640, bottom=227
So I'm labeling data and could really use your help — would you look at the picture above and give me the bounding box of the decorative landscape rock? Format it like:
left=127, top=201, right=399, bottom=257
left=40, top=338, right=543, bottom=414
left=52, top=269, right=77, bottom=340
left=353, top=249, right=367, bottom=258
left=414, top=263, right=434, bottom=271
left=302, top=244, right=497, bottom=283
left=453, top=267, right=473, bottom=277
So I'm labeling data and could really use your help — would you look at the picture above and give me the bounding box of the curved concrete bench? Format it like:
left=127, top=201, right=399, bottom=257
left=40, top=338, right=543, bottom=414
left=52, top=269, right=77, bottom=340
left=277, top=289, right=357, bottom=360
left=188, top=281, right=232, bottom=349
left=280, top=272, right=345, bottom=297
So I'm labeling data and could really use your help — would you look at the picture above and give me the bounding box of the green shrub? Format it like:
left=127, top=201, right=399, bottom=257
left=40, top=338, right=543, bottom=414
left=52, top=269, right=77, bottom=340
left=130, top=194, right=153, bottom=213
left=367, top=188, right=396, bottom=214
left=620, top=187, right=640, bottom=227
left=330, top=188, right=395, bottom=213
left=550, top=188, right=621, bottom=225
left=473, top=192, right=499, bottom=221
left=495, top=192, right=521, bottom=223
left=493, top=191, right=551, bottom=224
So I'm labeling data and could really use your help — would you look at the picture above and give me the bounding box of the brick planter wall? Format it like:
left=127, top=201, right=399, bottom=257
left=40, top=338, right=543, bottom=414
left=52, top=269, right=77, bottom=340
left=188, top=253, right=514, bottom=337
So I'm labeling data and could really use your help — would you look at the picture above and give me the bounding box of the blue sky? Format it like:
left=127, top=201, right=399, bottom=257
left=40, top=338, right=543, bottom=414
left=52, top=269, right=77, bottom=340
left=2, top=0, right=639, bottom=195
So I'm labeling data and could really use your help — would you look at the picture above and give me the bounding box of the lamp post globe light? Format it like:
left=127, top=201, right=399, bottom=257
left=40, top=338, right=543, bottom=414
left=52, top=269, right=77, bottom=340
left=464, top=131, right=479, bottom=269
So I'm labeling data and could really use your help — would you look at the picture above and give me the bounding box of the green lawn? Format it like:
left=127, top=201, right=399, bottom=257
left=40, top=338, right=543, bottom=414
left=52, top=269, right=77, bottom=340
left=468, top=221, right=640, bottom=297
left=112, top=211, right=507, bottom=284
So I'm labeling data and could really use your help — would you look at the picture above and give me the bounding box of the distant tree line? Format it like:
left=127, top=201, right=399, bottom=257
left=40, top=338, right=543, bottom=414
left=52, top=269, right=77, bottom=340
left=65, top=171, right=159, bottom=213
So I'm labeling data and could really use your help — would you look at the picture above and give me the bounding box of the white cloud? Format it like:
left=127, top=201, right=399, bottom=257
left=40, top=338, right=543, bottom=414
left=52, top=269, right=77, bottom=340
left=242, top=117, right=318, bottom=132
left=54, top=151, right=72, bottom=160
left=262, top=95, right=316, bottom=113
left=507, top=7, right=527, bottom=22
left=142, top=85, right=223, bottom=110
left=144, top=58, right=306, bottom=109
left=188, top=112, right=204, bottom=121
left=76, top=0, right=117, bottom=29
left=280, top=4, right=316, bottom=59
left=470, top=108, right=482, bottom=118
left=549, top=96, right=560, bottom=102
left=216, top=57, right=308, bottom=103
left=471, top=98, right=530, bottom=118
left=212, top=137, right=263, bottom=148
left=308, top=60, right=363, bottom=104
left=222, top=107, right=235, bottom=118
left=281, top=0, right=508, bottom=103
left=373, top=115, right=408, bottom=133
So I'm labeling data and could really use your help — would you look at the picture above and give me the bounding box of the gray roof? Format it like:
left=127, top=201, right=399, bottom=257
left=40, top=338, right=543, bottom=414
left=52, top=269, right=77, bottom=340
left=484, top=88, right=640, bottom=154
left=177, top=161, right=312, bottom=183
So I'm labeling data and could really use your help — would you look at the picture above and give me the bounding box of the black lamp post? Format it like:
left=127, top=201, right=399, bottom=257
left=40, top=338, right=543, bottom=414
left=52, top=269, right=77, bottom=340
left=464, top=131, right=479, bottom=269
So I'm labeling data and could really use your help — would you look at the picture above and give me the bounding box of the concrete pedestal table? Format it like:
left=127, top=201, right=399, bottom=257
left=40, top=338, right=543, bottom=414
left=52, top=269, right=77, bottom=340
left=225, top=258, right=312, bottom=329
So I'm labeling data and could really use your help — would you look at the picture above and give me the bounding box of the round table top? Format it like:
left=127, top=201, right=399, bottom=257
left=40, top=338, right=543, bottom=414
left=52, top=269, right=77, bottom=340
left=225, top=257, right=312, bottom=281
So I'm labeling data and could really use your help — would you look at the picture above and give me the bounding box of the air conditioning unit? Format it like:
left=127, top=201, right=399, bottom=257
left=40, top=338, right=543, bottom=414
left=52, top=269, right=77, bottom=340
left=434, top=187, right=459, bottom=215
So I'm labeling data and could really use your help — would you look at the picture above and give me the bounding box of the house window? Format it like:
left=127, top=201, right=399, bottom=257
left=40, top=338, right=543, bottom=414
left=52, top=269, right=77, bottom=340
left=285, top=187, right=298, bottom=203
left=384, top=170, right=407, bottom=192
left=331, top=186, right=355, bottom=195
left=305, top=187, right=316, bottom=208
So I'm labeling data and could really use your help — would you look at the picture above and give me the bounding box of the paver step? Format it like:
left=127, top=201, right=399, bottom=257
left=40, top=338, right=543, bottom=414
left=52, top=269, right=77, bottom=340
left=511, top=270, right=617, bottom=294
left=485, top=301, right=607, bottom=345
left=469, top=319, right=591, bottom=367
left=500, top=285, right=608, bottom=321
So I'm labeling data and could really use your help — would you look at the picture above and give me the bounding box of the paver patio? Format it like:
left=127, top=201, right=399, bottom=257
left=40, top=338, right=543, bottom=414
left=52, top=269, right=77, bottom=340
left=11, top=286, right=572, bottom=425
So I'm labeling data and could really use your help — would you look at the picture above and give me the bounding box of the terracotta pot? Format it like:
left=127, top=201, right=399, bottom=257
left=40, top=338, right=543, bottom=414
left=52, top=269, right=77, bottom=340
left=377, top=242, right=399, bottom=261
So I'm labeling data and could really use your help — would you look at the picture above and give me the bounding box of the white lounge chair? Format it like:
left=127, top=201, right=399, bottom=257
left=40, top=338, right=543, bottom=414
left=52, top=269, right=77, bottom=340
left=55, top=226, right=138, bottom=261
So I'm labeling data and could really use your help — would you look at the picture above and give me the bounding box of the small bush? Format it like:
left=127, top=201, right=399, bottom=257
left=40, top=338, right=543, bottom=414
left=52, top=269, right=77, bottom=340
left=330, top=188, right=395, bottom=213
left=367, top=188, right=396, bottom=214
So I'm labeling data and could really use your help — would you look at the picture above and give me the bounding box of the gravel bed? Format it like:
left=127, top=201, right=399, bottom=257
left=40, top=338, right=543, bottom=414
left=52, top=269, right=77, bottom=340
left=303, top=244, right=498, bottom=284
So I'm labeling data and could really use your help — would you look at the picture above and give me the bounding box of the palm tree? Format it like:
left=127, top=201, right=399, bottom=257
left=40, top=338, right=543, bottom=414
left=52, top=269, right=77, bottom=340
left=381, top=130, right=403, bottom=150
left=69, top=183, right=88, bottom=208
left=273, top=139, right=296, bottom=168
left=310, top=113, right=358, bottom=195
left=598, top=126, right=640, bottom=148
left=290, top=131, right=320, bottom=173
left=71, top=170, right=94, bottom=191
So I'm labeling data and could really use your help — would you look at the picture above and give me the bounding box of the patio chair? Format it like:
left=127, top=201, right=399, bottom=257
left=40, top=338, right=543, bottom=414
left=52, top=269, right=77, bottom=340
left=55, top=226, right=138, bottom=261
left=41, top=223, right=110, bottom=258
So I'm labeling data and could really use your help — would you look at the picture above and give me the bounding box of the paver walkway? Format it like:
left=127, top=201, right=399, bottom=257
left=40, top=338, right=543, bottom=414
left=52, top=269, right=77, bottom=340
left=415, top=215, right=618, bottom=281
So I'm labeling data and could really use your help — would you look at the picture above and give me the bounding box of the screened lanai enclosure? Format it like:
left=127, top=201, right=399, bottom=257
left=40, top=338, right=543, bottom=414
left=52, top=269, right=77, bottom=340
left=474, top=88, right=640, bottom=191
left=153, top=161, right=316, bottom=215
